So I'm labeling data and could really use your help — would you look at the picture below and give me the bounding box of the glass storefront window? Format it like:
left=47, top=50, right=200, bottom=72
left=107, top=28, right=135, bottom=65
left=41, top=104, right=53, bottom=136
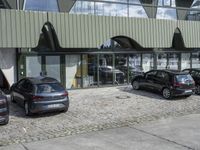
left=168, top=53, right=179, bottom=70
left=26, top=56, right=42, bottom=77
left=65, top=55, right=81, bottom=89
left=24, top=0, right=59, bottom=12
left=192, top=52, right=200, bottom=68
left=99, top=54, right=113, bottom=85
left=142, top=54, right=154, bottom=72
left=82, top=55, right=98, bottom=88
left=128, top=54, right=142, bottom=80
left=157, top=53, right=167, bottom=69
left=46, top=56, right=61, bottom=82
left=181, top=53, right=191, bottom=70
left=115, top=55, right=128, bottom=84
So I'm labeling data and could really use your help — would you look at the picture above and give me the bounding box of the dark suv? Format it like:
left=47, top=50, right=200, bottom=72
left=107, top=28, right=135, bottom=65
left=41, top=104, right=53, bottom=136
left=131, top=70, right=195, bottom=99
left=0, top=90, right=9, bottom=125
left=182, top=68, right=200, bottom=94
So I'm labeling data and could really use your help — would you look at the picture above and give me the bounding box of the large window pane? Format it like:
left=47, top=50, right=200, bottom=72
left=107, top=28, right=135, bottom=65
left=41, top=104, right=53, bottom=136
left=181, top=53, right=191, bottom=70
left=99, top=54, right=113, bottom=85
left=142, top=54, right=154, bottom=72
left=82, top=55, right=98, bottom=88
left=129, top=5, right=148, bottom=18
left=157, top=53, right=167, bottom=69
left=46, top=56, right=61, bottom=82
left=26, top=56, right=42, bottom=77
left=95, top=2, right=128, bottom=17
left=65, top=55, right=81, bottom=89
left=156, top=8, right=177, bottom=20
left=168, top=53, right=179, bottom=70
left=192, top=52, right=200, bottom=68
left=24, top=0, right=59, bottom=12
left=115, top=54, right=127, bottom=84
left=128, top=54, right=142, bottom=80
left=70, top=1, right=95, bottom=15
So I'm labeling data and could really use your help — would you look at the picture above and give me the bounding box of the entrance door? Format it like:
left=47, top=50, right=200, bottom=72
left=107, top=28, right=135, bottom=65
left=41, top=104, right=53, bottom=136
left=45, top=56, right=61, bottom=82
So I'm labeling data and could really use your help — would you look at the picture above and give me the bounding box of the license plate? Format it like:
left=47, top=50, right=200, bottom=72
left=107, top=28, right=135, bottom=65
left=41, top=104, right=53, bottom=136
left=48, top=104, right=60, bottom=108
left=185, top=90, right=192, bottom=93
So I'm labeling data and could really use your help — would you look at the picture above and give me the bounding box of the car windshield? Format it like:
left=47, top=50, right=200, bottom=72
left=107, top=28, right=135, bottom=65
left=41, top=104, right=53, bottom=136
left=175, top=74, right=193, bottom=83
left=36, top=83, right=65, bottom=94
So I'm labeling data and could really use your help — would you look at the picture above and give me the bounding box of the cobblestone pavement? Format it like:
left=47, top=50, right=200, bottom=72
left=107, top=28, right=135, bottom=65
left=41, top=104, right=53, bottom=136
left=1, top=86, right=200, bottom=146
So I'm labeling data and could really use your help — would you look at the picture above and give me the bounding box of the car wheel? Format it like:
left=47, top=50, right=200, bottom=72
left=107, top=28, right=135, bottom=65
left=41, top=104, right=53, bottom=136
left=132, top=80, right=140, bottom=90
left=24, top=102, right=32, bottom=116
left=195, top=85, right=200, bottom=95
left=185, top=95, right=192, bottom=98
left=162, top=88, right=172, bottom=99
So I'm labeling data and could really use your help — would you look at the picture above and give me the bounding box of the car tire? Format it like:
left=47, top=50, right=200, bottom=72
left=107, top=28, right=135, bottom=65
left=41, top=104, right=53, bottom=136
left=132, top=80, right=140, bottom=90
left=24, top=102, right=32, bottom=116
left=195, top=85, right=200, bottom=95
left=162, top=88, right=172, bottom=99
left=185, top=95, right=192, bottom=98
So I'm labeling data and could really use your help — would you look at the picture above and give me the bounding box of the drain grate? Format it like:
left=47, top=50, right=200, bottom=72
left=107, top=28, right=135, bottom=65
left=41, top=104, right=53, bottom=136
left=116, top=95, right=131, bottom=99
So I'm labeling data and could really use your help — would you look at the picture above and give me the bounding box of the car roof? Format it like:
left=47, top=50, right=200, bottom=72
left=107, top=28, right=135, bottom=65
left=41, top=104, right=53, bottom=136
left=152, top=69, right=189, bottom=75
left=188, top=68, right=200, bottom=71
left=25, top=76, right=59, bottom=84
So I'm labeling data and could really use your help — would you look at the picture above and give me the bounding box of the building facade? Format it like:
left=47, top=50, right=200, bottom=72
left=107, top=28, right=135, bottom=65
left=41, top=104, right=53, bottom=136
left=0, top=0, right=200, bottom=90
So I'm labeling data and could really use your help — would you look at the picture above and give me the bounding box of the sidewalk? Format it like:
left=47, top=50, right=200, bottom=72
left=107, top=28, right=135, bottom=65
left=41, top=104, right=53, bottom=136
left=1, top=114, right=200, bottom=150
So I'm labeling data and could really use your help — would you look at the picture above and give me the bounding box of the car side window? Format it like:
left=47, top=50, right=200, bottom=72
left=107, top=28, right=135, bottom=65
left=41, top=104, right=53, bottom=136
left=21, top=81, right=33, bottom=93
left=146, top=71, right=157, bottom=78
left=156, top=71, right=169, bottom=81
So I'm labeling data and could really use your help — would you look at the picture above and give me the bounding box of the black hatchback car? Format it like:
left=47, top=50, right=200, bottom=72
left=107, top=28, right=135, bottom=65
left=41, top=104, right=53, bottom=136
left=182, top=68, right=200, bottom=94
left=0, top=90, right=9, bottom=125
left=10, top=77, right=69, bottom=116
left=131, top=70, right=195, bottom=99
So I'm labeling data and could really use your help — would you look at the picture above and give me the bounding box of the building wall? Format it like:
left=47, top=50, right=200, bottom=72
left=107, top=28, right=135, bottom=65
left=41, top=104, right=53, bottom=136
left=0, top=49, right=16, bottom=85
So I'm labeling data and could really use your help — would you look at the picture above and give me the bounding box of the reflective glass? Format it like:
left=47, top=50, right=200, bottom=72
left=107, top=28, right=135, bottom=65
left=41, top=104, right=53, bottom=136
left=128, top=54, right=142, bottom=80
left=192, top=52, right=200, bottom=68
left=46, top=56, right=61, bottom=82
left=82, top=55, right=98, bottom=88
left=26, top=56, right=42, bottom=77
left=70, top=1, right=94, bottom=15
left=156, top=7, right=177, bottom=20
left=168, top=53, right=179, bottom=70
left=65, top=55, right=81, bottom=89
left=24, top=0, right=59, bottom=12
left=181, top=53, right=191, bottom=70
left=95, top=2, right=128, bottom=17
left=157, top=53, right=167, bottom=69
left=99, top=54, right=113, bottom=85
left=142, top=54, right=154, bottom=72
left=129, top=5, right=148, bottom=18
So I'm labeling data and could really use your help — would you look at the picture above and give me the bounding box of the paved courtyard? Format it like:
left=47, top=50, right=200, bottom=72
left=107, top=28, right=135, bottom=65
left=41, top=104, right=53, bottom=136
left=1, top=86, right=200, bottom=146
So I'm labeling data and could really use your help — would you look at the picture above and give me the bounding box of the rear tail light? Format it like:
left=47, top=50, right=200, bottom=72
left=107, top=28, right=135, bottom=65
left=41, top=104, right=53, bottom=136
left=32, top=95, right=44, bottom=101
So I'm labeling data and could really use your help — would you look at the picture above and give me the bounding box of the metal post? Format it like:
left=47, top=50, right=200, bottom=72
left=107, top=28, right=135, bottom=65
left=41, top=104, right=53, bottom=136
left=17, top=0, right=20, bottom=10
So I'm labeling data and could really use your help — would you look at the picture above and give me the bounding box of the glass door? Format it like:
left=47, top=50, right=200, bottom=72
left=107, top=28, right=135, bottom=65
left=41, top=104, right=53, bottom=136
left=168, top=53, right=179, bottom=70
left=157, top=53, right=167, bottom=69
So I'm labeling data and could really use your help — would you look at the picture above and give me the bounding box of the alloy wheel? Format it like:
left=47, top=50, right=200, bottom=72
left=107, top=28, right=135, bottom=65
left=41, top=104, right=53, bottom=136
left=195, top=85, right=200, bottom=95
left=162, top=88, right=171, bottom=99
left=132, top=81, right=139, bottom=90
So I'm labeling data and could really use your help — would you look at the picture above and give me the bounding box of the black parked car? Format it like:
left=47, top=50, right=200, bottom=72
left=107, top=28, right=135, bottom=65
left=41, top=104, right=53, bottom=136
left=182, top=68, right=200, bottom=94
left=131, top=70, right=195, bottom=99
left=0, top=90, right=9, bottom=125
left=10, top=77, right=69, bottom=116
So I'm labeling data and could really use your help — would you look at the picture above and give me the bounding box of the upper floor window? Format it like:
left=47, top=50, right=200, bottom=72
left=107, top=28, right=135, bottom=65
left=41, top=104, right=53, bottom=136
left=24, top=0, right=59, bottom=12
left=158, top=0, right=176, bottom=7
